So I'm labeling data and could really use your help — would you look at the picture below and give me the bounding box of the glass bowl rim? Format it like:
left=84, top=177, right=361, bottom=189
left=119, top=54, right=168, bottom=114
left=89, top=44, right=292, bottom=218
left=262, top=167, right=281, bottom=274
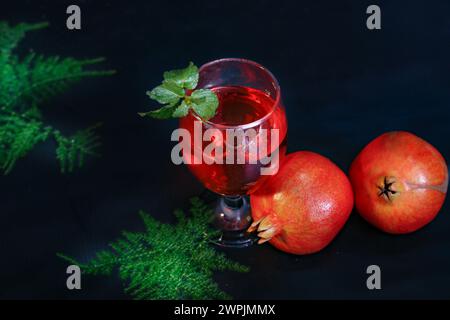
left=191, top=58, right=282, bottom=130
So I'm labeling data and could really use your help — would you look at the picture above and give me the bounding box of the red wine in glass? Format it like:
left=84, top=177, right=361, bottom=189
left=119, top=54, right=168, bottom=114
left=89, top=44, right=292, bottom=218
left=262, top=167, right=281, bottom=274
left=180, top=86, right=287, bottom=195
left=179, top=59, right=288, bottom=247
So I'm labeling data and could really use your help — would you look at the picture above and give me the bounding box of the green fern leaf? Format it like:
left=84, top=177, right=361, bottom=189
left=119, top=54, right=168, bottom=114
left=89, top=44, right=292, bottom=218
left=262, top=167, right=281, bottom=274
left=0, top=112, right=51, bottom=174
left=0, top=20, right=114, bottom=174
left=58, top=197, right=249, bottom=300
left=3, top=55, right=115, bottom=109
left=0, top=21, right=48, bottom=54
left=54, top=124, right=102, bottom=173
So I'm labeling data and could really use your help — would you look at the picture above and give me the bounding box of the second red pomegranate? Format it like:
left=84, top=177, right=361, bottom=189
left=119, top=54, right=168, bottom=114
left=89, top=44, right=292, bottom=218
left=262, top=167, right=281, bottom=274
left=249, top=151, right=354, bottom=255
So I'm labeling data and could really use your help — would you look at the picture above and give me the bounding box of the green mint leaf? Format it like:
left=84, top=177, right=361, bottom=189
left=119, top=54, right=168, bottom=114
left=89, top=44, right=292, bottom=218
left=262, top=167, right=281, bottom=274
left=143, top=62, right=220, bottom=120
left=138, top=103, right=178, bottom=119
left=190, top=89, right=219, bottom=120
left=147, top=80, right=184, bottom=105
left=172, top=101, right=190, bottom=118
left=163, top=61, right=198, bottom=90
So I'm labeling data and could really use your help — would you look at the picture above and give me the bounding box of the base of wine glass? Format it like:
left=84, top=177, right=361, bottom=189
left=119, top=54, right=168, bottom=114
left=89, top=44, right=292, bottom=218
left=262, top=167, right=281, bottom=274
left=211, top=195, right=257, bottom=248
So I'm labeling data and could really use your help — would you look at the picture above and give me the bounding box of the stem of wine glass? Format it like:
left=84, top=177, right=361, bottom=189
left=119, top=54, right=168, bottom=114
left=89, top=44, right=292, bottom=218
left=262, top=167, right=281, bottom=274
left=223, top=195, right=243, bottom=209
left=212, top=195, right=256, bottom=248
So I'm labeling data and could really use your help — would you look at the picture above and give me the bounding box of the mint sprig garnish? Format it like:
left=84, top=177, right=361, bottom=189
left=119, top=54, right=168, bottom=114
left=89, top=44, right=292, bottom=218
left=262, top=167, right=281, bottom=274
left=139, top=62, right=219, bottom=121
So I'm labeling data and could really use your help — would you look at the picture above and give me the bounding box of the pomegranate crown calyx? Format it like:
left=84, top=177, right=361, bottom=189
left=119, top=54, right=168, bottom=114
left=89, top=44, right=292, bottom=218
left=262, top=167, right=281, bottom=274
left=377, top=176, right=399, bottom=201
left=248, top=215, right=280, bottom=244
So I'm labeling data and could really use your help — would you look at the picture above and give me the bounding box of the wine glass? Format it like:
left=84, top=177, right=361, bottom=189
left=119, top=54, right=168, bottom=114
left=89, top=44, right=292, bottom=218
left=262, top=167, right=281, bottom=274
left=179, top=58, right=287, bottom=247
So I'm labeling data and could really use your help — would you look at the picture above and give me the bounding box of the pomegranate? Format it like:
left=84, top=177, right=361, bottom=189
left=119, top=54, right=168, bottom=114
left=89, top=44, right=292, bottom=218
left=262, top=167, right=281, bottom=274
left=249, top=151, right=354, bottom=255
left=349, top=131, right=448, bottom=234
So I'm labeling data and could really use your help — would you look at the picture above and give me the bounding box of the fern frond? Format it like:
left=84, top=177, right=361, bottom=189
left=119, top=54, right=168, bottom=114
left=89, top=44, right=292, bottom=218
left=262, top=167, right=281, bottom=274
left=0, top=20, right=114, bottom=174
left=1, top=54, right=115, bottom=109
left=0, top=21, right=48, bottom=54
left=0, top=112, right=51, bottom=174
left=58, top=198, right=249, bottom=300
left=54, top=124, right=102, bottom=173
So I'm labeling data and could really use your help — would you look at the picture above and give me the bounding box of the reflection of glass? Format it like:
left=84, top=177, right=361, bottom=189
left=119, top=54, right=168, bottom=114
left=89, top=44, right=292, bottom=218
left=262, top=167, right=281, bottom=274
left=179, top=58, right=288, bottom=247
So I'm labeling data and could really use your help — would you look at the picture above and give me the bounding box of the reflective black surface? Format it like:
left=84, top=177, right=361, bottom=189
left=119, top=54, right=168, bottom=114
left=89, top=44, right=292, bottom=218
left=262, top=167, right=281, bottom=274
left=0, top=0, right=449, bottom=299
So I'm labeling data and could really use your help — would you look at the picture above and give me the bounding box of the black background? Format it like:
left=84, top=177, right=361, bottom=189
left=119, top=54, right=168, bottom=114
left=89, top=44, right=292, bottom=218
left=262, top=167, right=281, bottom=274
left=1, top=0, right=449, bottom=299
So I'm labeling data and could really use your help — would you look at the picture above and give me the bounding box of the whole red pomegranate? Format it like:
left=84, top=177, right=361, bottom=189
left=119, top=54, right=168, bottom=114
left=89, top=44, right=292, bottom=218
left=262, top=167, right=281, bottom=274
left=249, top=151, right=354, bottom=255
left=349, top=131, right=448, bottom=234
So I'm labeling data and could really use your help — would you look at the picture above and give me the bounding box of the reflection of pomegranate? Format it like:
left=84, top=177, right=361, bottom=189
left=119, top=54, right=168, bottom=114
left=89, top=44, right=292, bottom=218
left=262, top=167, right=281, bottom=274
left=350, top=131, right=448, bottom=234
left=249, top=151, right=354, bottom=255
